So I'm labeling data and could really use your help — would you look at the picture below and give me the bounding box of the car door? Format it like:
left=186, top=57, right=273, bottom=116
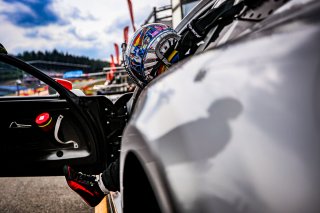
left=0, top=51, right=129, bottom=176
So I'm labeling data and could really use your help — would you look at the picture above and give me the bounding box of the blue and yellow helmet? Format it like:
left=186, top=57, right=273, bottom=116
left=124, top=23, right=180, bottom=88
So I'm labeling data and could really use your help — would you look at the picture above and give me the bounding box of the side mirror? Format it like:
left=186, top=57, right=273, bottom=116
left=48, top=78, right=73, bottom=95
left=54, top=78, right=73, bottom=90
left=52, top=78, right=85, bottom=96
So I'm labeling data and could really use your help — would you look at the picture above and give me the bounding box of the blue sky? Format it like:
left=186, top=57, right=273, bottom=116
left=0, top=0, right=170, bottom=61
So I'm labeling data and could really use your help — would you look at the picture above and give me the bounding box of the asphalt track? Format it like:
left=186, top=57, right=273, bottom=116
left=0, top=176, right=93, bottom=213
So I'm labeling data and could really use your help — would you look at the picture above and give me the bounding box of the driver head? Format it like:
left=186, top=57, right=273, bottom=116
left=123, top=23, right=180, bottom=88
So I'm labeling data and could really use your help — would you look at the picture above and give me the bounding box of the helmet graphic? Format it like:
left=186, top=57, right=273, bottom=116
left=123, top=23, right=180, bottom=88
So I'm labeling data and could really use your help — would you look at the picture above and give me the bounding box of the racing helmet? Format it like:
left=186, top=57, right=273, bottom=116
left=123, top=23, right=180, bottom=88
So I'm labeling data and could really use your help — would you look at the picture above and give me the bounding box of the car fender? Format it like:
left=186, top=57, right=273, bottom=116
left=120, top=6, right=320, bottom=212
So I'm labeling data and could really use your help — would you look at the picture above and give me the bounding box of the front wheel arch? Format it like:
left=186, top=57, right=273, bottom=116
left=122, top=152, right=162, bottom=213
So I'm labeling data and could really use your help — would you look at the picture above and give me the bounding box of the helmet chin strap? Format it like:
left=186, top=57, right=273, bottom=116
left=150, top=60, right=162, bottom=79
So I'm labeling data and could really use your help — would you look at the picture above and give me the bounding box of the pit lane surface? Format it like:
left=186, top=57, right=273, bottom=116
left=0, top=176, right=93, bottom=213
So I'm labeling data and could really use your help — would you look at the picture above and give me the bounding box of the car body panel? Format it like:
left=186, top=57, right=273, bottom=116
left=121, top=1, right=320, bottom=212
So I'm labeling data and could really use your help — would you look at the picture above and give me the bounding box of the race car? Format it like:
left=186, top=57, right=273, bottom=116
left=0, top=0, right=319, bottom=212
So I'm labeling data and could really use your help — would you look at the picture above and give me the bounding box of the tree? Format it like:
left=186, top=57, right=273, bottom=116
left=16, top=50, right=110, bottom=73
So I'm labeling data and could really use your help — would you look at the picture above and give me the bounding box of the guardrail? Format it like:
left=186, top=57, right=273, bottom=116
left=144, top=4, right=173, bottom=26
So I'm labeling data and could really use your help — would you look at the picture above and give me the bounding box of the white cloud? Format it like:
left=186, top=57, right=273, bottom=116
left=0, top=0, right=171, bottom=61
left=0, top=1, right=35, bottom=15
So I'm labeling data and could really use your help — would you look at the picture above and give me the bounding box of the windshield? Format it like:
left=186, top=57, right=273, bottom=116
left=0, top=61, right=56, bottom=97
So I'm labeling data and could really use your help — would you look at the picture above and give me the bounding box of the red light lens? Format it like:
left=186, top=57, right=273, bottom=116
left=35, top=112, right=51, bottom=126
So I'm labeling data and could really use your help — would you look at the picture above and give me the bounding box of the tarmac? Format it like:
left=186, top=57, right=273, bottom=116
left=0, top=176, right=93, bottom=213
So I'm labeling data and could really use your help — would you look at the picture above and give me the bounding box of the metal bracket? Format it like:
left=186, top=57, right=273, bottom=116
left=9, top=121, right=32, bottom=128
left=54, top=115, right=79, bottom=148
